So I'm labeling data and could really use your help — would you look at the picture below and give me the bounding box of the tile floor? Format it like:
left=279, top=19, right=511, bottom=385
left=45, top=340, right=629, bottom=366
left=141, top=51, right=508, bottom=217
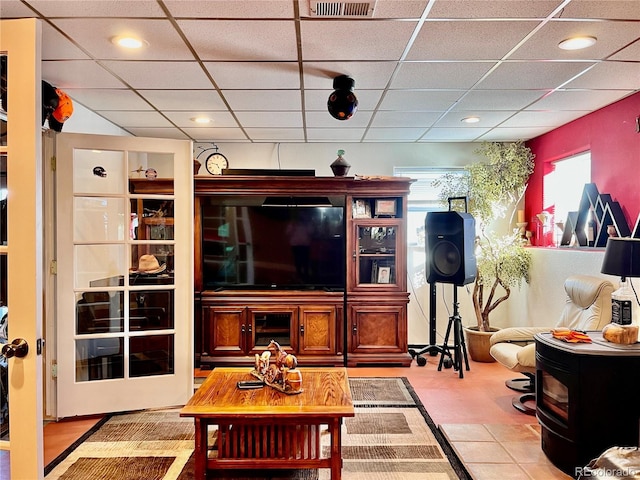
left=3, top=355, right=576, bottom=480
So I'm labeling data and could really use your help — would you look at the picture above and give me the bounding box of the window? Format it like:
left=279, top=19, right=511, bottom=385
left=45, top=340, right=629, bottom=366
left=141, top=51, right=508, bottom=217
left=394, top=167, right=466, bottom=288
left=543, top=152, right=591, bottom=243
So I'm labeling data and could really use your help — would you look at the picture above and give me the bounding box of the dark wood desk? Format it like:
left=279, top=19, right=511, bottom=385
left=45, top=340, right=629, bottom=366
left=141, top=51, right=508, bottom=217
left=535, top=332, right=640, bottom=475
left=180, top=367, right=354, bottom=479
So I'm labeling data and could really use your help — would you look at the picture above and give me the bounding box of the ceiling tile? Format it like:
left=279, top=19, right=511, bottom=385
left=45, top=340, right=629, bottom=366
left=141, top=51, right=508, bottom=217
left=101, top=61, right=213, bottom=89
left=435, top=110, right=517, bottom=127
left=126, top=127, right=190, bottom=139
left=42, top=23, right=90, bottom=60
left=23, top=0, right=166, bottom=17
left=477, top=61, right=596, bottom=89
left=378, top=90, right=461, bottom=111
left=370, top=111, right=442, bottom=128
left=500, top=110, right=592, bottom=128
left=138, top=90, right=227, bottom=111
left=392, top=62, right=496, bottom=89
left=370, top=0, right=429, bottom=18
left=420, top=127, right=491, bottom=141
left=526, top=89, right=636, bottom=111
left=407, top=20, right=540, bottom=61
left=300, top=19, right=417, bottom=61
left=42, top=60, right=125, bottom=89
left=563, top=62, right=640, bottom=90
left=610, top=41, right=640, bottom=61
left=178, top=19, right=298, bottom=61
left=223, top=90, right=302, bottom=111
left=164, top=0, right=294, bottom=18
left=510, top=20, right=640, bottom=61
left=558, top=1, right=640, bottom=20
left=427, top=0, right=560, bottom=18
left=478, top=126, right=553, bottom=141
left=163, top=111, right=238, bottom=128
left=0, top=0, right=37, bottom=18
left=181, top=127, right=248, bottom=141
left=234, top=111, right=303, bottom=128
left=204, top=62, right=301, bottom=89
left=65, top=89, right=152, bottom=110
left=96, top=111, right=173, bottom=128
left=243, top=128, right=305, bottom=141
left=49, top=18, right=194, bottom=60
left=364, top=127, right=427, bottom=141
left=451, top=90, right=548, bottom=111
left=306, top=128, right=366, bottom=141
left=303, top=61, right=397, bottom=89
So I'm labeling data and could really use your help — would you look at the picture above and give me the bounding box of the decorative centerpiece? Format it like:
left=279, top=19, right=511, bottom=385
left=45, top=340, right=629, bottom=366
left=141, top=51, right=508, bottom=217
left=251, top=340, right=303, bottom=394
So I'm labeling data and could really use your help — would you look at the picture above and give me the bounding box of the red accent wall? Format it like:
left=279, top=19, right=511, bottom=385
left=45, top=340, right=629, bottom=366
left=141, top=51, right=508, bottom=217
left=525, top=92, right=640, bottom=231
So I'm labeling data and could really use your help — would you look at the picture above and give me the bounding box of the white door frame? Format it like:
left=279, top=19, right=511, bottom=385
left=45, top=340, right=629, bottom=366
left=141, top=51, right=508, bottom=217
left=0, top=18, right=45, bottom=480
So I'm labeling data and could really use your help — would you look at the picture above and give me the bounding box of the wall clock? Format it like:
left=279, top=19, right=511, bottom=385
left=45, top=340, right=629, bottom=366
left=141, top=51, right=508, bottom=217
left=205, top=152, right=229, bottom=175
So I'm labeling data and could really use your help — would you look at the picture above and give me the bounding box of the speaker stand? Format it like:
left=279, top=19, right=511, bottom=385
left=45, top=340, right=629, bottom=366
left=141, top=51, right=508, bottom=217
left=409, top=283, right=444, bottom=366
left=437, top=286, right=470, bottom=378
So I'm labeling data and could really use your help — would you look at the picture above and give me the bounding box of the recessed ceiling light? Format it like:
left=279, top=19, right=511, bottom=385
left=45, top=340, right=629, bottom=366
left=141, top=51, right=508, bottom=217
left=191, top=116, right=212, bottom=124
left=558, top=36, right=597, bottom=50
left=112, top=36, right=147, bottom=49
left=462, top=116, right=480, bottom=124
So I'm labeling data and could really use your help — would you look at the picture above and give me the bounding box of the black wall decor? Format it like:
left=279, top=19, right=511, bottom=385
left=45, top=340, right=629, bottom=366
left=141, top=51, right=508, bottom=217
left=564, top=183, right=631, bottom=247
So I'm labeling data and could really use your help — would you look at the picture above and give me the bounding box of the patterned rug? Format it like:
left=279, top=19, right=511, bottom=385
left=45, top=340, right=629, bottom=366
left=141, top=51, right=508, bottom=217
left=45, top=377, right=470, bottom=480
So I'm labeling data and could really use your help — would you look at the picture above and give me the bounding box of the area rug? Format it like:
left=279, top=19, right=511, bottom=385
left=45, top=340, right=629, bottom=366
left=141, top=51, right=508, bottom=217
left=45, top=377, right=470, bottom=480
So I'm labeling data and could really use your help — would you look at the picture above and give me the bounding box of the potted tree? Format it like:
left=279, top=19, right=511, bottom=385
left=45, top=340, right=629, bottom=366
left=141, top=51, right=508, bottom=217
left=435, top=141, right=535, bottom=362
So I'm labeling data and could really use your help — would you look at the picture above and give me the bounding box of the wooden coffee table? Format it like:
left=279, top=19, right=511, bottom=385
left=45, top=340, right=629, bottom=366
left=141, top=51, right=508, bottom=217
left=180, top=367, right=354, bottom=479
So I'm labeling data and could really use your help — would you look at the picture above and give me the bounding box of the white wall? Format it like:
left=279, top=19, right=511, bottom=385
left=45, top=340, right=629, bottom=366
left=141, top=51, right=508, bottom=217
left=194, top=142, right=478, bottom=176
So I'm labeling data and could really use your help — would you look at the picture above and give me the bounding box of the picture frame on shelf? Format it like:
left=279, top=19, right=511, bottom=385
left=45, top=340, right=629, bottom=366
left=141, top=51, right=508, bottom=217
left=375, top=199, right=396, bottom=217
left=353, top=199, right=372, bottom=219
left=377, top=266, right=391, bottom=284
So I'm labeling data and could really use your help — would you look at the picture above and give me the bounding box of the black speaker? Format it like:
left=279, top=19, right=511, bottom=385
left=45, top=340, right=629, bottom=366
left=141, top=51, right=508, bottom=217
left=425, top=211, right=477, bottom=285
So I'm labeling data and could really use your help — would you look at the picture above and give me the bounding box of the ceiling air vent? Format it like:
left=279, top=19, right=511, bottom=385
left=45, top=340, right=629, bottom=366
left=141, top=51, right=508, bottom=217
left=309, top=1, right=376, bottom=17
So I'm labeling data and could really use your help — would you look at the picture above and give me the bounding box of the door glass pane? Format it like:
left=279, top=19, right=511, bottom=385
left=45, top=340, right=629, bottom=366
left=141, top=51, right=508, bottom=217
left=129, top=290, right=173, bottom=331
left=0, top=156, right=5, bottom=246
left=131, top=244, right=174, bottom=280
left=76, top=337, right=124, bottom=382
left=0, top=261, right=7, bottom=439
left=75, top=244, right=126, bottom=289
left=73, top=149, right=125, bottom=195
left=130, top=198, right=174, bottom=240
left=128, top=151, right=174, bottom=186
left=76, top=291, right=124, bottom=335
left=74, top=197, right=125, bottom=242
left=129, top=334, right=174, bottom=377
left=358, top=225, right=397, bottom=285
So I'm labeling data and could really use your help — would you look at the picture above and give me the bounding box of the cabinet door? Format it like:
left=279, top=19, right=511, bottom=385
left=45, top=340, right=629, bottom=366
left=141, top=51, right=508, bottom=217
left=298, top=305, right=336, bottom=355
left=351, top=219, right=404, bottom=291
left=203, top=305, right=247, bottom=356
left=349, top=304, right=406, bottom=354
left=247, top=306, right=298, bottom=355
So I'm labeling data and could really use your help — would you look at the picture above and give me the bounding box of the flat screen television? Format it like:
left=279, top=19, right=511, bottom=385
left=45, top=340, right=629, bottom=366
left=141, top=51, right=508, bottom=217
left=201, top=196, right=345, bottom=291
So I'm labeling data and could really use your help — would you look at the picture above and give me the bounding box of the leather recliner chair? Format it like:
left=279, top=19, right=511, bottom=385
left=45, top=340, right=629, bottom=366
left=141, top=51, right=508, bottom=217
left=489, top=274, right=613, bottom=415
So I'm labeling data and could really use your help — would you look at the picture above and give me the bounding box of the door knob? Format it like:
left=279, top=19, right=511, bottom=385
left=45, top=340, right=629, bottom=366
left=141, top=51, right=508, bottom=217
left=1, top=338, right=29, bottom=358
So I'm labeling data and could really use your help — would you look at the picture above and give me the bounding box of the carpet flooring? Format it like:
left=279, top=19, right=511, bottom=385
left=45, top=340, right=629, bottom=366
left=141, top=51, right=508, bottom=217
left=45, top=377, right=470, bottom=480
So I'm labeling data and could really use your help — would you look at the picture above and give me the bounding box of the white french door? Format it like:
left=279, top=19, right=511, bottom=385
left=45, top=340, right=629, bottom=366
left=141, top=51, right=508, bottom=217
left=55, top=132, right=193, bottom=418
left=0, top=18, right=45, bottom=480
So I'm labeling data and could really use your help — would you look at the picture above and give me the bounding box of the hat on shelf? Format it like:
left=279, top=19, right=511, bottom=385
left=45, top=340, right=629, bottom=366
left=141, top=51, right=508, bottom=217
left=130, top=254, right=166, bottom=275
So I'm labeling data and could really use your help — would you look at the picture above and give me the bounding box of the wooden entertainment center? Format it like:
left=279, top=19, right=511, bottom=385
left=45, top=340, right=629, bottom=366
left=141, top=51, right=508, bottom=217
left=193, top=175, right=413, bottom=368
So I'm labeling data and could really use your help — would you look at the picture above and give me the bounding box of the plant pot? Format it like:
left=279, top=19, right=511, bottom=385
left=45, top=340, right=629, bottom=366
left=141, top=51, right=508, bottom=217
left=463, top=326, right=499, bottom=363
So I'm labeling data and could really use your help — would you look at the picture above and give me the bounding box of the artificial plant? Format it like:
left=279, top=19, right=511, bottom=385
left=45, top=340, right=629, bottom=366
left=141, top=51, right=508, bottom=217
left=435, top=141, right=535, bottom=332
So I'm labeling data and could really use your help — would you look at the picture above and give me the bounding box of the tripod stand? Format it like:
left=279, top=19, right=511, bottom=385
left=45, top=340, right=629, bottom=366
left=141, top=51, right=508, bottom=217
left=409, top=283, right=445, bottom=366
left=437, top=285, right=470, bottom=378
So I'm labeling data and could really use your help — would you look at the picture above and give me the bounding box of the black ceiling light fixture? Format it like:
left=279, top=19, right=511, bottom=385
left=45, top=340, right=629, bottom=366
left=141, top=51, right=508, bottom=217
left=327, top=75, right=358, bottom=121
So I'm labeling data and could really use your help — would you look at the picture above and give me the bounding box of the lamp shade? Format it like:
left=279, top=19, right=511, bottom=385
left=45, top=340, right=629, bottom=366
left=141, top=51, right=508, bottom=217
left=601, top=237, right=640, bottom=280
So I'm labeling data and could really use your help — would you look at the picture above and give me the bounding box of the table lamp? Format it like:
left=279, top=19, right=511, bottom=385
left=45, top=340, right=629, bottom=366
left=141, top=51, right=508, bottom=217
left=601, top=237, right=640, bottom=325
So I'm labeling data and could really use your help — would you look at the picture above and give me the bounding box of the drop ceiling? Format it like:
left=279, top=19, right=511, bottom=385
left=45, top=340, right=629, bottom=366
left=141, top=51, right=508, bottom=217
left=1, top=0, right=639, bottom=143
